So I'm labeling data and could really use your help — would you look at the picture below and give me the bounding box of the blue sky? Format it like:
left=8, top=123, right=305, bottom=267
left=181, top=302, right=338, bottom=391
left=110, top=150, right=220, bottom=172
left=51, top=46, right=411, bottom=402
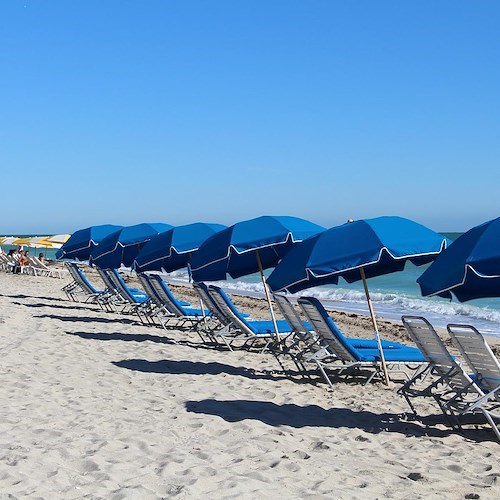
left=1, top=1, right=498, bottom=234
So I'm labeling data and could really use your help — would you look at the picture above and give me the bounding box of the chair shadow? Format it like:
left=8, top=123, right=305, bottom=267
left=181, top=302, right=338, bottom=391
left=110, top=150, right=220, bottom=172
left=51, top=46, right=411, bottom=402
left=13, top=301, right=97, bottom=312
left=112, top=358, right=290, bottom=382
left=184, top=399, right=495, bottom=441
left=0, top=293, right=65, bottom=302
left=65, top=330, right=176, bottom=345
left=35, top=314, right=138, bottom=325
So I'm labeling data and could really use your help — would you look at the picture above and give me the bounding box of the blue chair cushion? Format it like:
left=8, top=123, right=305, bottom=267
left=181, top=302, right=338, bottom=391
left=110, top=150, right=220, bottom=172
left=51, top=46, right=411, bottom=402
left=347, top=339, right=404, bottom=349
left=355, top=346, right=426, bottom=363
left=181, top=307, right=211, bottom=317
left=131, top=293, right=149, bottom=303
left=246, top=319, right=292, bottom=335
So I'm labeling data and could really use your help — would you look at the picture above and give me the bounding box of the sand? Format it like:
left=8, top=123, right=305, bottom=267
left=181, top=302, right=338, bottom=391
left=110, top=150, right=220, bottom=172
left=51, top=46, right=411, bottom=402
left=0, top=269, right=499, bottom=499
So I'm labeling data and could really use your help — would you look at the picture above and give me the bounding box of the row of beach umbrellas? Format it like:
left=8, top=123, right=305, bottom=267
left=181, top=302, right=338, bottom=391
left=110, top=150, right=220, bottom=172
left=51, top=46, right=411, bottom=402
left=57, top=214, right=500, bottom=384
left=0, top=234, right=71, bottom=249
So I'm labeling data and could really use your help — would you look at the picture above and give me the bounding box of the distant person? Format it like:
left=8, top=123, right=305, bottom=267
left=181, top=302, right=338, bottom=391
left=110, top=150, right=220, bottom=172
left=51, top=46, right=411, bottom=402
left=38, top=252, right=45, bottom=263
left=19, top=250, right=30, bottom=266
left=13, top=250, right=29, bottom=273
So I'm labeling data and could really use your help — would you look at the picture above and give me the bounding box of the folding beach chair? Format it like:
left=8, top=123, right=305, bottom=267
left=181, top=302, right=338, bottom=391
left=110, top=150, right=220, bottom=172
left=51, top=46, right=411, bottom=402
left=207, top=285, right=293, bottom=352
left=63, top=262, right=103, bottom=303
left=94, top=268, right=132, bottom=311
left=105, top=269, right=153, bottom=322
left=146, top=274, right=209, bottom=331
left=447, top=324, right=500, bottom=440
left=298, top=297, right=426, bottom=387
left=135, top=272, right=178, bottom=326
left=31, top=256, right=63, bottom=278
left=192, top=282, right=254, bottom=348
left=271, top=293, right=328, bottom=376
left=399, top=316, right=500, bottom=440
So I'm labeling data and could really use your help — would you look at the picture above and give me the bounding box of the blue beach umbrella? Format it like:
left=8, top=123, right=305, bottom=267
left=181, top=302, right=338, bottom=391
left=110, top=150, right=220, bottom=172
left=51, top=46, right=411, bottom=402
left=133, top=222, right=227, bottom=274
left=417, top=216, right=500, bottom=302
left=90, top=223, right=173, bottom=269
left=56, top=224, right=124, bottom=261
left=267, top=216, right=449, bottom=384
left=191, top=216, right=325, bottom=282
left=191, top=215, right=325, bottom=339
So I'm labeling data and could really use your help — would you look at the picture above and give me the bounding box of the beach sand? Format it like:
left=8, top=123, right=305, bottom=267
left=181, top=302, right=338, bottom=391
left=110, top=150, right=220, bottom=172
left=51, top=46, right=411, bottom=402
left=0, top=270, right=499, bottom=499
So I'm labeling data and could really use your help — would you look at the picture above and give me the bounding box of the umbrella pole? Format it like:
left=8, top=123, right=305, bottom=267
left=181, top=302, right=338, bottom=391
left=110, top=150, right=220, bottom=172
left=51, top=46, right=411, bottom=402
left=360, top=267, right=390, bottom=386
left=255, top=250, right=281, bottom=346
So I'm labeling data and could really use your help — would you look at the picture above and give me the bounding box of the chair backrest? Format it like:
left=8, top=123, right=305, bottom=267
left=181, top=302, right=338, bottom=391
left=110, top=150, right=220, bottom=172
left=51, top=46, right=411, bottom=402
left=107, top=269, right=142, bottom=303
left=193, top=282, right=229, bottom=325
left=32, top=256, right=50, bottom=270
left=298, top=297, right=358, bottom=362
left=273, top=294, right=309, bottom=333
left=147, top=274, right=185, bottom=316
left=96, top=267, right=118, bottom=292
left=137, top=273, right=162, bottom=306
left=66, top=262, right=99, bottom=294
left=273, top=293, right=322, bottom=352
left=402, top=316, right=479, bottom=394
left=447, top=324, right=500, bottom=394
left=207, top=285, right=253, bottom=335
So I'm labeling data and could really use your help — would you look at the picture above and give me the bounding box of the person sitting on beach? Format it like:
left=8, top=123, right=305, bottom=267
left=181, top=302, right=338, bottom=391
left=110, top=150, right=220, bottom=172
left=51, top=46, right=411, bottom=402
left=38, top=252, right=45, bottom=264
left=13, top=250, right=30, bottom=273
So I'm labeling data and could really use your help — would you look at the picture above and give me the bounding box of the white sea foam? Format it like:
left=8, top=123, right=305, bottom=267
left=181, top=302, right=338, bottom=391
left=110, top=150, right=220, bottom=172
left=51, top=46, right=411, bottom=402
left=161, top=271, right=500, bottom=335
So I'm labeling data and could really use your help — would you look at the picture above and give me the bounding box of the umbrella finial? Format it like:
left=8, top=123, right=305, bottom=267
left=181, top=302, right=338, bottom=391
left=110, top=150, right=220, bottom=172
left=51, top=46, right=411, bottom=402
left=347, top=218, right=354, bottom=223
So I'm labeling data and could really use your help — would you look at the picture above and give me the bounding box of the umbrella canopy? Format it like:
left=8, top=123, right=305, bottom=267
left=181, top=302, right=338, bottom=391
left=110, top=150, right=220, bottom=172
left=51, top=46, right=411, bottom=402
left=12, top=237, right=33, bottom=246
left=56, top=224, right=124, bottom=261
left=46, top=234, right=71, bottom=246
left=417, top=216, right=500, bottom=302
left=267, top=216, right=449, bottom=293
left=190, top=215, right=325, bottom=282
left=267, top=216, right=449, bottom=385
left=0, top=236, right=17, bottom=245
left=133, top=222, right=227, bottom=274
left=90, top=222, right=173, bottom=269
left=23, top=236, right=57, bottom=249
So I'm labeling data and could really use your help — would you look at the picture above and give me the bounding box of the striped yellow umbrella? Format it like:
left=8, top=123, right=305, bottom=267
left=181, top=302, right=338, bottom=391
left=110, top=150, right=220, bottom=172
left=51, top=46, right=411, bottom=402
left=46, top=234, right=71, bottom=245
left=12, top=237, right=33, bottom=246
left=29, top=236, right=59, bottom=249
left=0, top=236, right=16, bottom=245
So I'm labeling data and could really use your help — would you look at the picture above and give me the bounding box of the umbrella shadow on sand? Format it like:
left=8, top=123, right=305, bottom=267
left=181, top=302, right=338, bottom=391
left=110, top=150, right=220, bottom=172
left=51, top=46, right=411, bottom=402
left=65, top=330, right=177, bottom=345
left=184, top=399, right=496, bottom=442
left=34, top=313, right=138, bottom=325
left=112, top=358, right=292, bottom=382
left=0, top=293, right=65, bottom=302
left=13, top=301, right=97, bottom=312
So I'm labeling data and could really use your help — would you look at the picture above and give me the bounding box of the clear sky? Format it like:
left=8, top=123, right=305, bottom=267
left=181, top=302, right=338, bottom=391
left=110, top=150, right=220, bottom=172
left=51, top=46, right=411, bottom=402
left=1, top=1, right=498, bottom=234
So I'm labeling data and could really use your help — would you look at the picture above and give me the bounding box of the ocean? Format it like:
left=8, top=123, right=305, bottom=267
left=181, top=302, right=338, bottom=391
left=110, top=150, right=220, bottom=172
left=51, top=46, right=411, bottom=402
left=4, top=232, right=500, bottom=336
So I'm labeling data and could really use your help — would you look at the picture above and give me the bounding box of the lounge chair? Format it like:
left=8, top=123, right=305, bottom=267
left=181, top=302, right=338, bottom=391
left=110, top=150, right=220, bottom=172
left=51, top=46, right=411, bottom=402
left=207, top=285, right=293, bottom=352
left=30, top=256, right=63, bottom=278
left=274, top=293, right=406, bottom=351
left=94, top=268, right=139, bottom=312
left=146, top=274, right=209, bottom=331
left=63, top=262, right=103, bottom=303
left=447, top=324, right=500, bottom=440
left=105, top=269, right=153, bottom=322
left=135, top=272, right=177, bottom=325
left=297, top=297, right=426, bottom=387
left=192, top=282, right=250, bottom=348
left=399, top=316, right=500, bottom=440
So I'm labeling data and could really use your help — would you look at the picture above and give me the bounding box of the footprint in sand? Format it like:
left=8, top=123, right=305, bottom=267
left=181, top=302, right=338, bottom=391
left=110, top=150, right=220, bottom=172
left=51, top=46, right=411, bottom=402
left=311, top=441, right=330, bottom=450
left=293, top=450, right=311, bottom=460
